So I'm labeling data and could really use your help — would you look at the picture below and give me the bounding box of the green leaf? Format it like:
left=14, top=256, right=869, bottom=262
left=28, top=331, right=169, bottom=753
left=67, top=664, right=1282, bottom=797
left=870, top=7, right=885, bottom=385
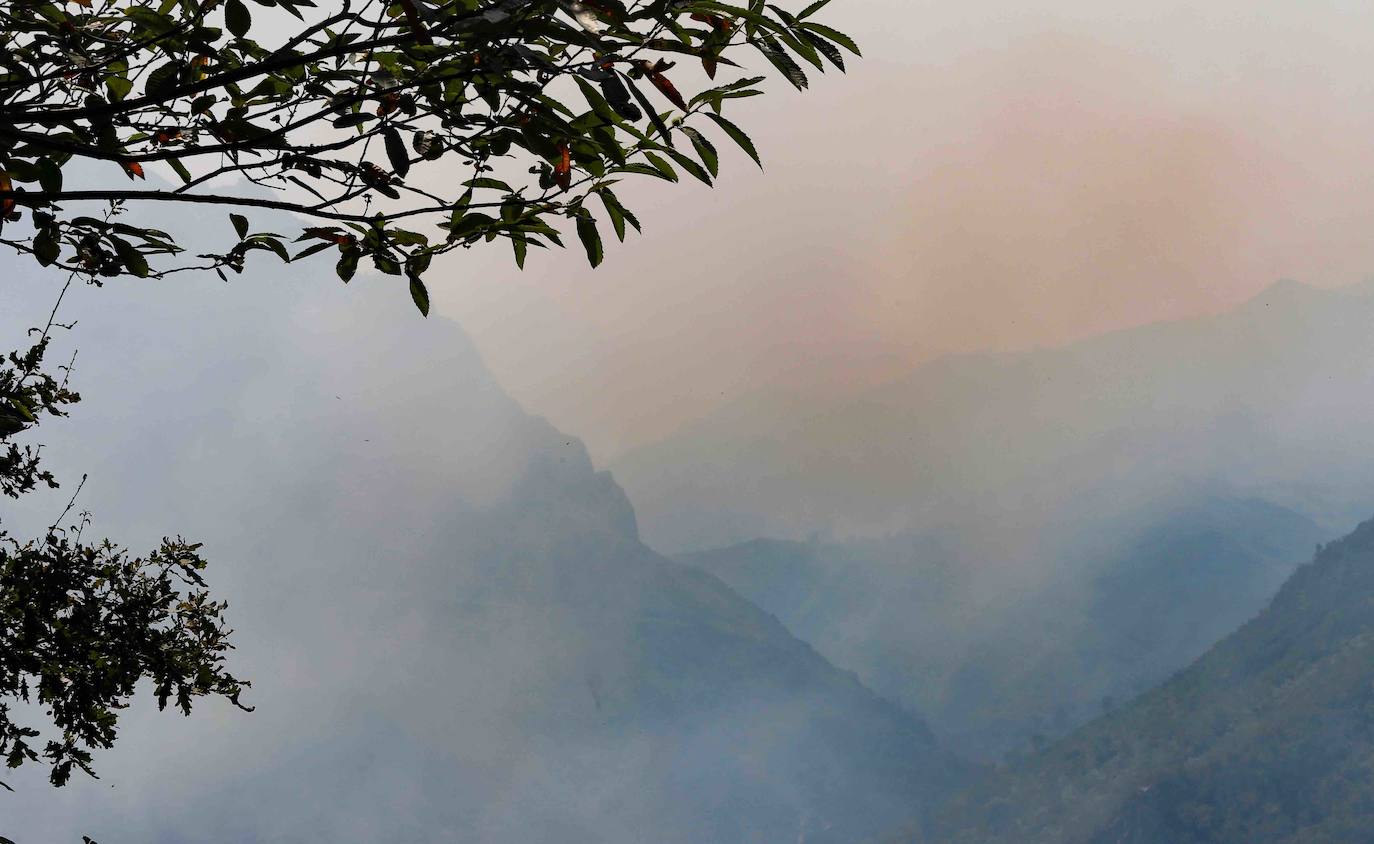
left=292, top=241, right=334, bottom=261
left=167, top=158, right=193, bottom=185
left=778, top=30, right=825, bottom=71
left=463, top=177, right=514, bottom=192
left=803, top=31, right=846, bottom=71
left=146, top=61, right=183, bottom=98
left=331, top=113, right=372, bottom=129
left=666, top=149, right=713, bottom=185
left=573, top=76, right=624, bottom=127
left=705, top=113, right=762, bottom=169
left=383, top=127, right=410, bottom=178
left=230, top=213, right=249, bottom=240
left=33, top=231, right=60, bottom=267
left=611, top=162, right=676, bottom=181
left=408, top=276, right=430, bottom=316
left=105, top=76, right=134, bottom=102
left=641, top=151, right=679, bottom=182
left=251, top=236, right=291, bottom=263
left=681, top=127, right=720, bottom=177
left=599, top=192, right=626, bottom=241
left=125, top=6, right=177, bottom=35
left=7, top=398, right=34, bottom=422
left=373, top=253, right=401, bottom=275
left=598, top=188, right=628, bottom=241
left=336, top=250, right=359, bottom=282
left=225, top=0, right=251, bottom=38
left=757, top=37, right=809, bottom=90
left=110, top=236, right=149, bottom=278
left=575, top=212, right=603, bottom=268
left=797, top=0, right=833, bottom=18
left=624, top=75, right=672, bottom=143
left=800, top=22, right=861, bottom=55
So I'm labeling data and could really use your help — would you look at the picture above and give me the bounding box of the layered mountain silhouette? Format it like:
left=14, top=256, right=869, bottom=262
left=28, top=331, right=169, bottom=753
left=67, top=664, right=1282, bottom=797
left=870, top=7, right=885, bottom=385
left=2, top=244, right=965, bottom=842
left=617, top=279, right=1374, bottom=552
left=9, top=190, right=1370, bottom=844
left=685, top=495, right=1324, bottom=760
left=919, top=514, right=1374, bottom=843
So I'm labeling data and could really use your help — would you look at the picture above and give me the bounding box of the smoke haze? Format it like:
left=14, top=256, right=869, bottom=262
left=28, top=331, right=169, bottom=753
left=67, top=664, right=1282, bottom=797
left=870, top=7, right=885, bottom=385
left=431, top=1, right=1374, bottom=459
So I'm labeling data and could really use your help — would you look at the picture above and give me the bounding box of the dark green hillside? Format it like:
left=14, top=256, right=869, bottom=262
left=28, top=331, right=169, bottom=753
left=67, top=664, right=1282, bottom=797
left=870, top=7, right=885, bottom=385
left=925, top=515, right=1374, bottom=843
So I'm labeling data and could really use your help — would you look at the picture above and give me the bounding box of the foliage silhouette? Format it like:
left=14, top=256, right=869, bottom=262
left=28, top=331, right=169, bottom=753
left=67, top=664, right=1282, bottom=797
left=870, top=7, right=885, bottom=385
left=0, top=290, right=248, bottom=801
left=0, top=0, right=857, bottom=311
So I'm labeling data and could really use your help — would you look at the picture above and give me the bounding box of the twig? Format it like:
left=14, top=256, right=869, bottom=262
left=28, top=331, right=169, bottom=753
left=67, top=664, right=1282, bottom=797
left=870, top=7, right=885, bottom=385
left=50, top=473, right=88, bottom=531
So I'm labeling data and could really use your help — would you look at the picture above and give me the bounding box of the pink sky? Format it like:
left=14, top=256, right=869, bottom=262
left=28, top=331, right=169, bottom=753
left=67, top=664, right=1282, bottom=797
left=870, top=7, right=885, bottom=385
left=430, top=1, right=1374, bottom=459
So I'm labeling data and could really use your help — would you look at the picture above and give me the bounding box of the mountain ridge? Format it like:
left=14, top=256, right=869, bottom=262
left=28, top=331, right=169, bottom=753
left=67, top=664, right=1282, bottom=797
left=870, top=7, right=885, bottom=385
left=617, top=278, right=1374, bottom=552
left=919, top=512, right=1374, bottom=843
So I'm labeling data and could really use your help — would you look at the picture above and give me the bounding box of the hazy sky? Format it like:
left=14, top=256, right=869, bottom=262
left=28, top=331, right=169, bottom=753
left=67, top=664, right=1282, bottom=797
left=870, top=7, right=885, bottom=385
left=423, top=1, right=1374, bottom=459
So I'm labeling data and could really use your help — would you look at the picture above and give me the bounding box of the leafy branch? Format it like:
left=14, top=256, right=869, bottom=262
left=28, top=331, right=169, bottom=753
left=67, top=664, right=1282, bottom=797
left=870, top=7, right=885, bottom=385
left=0, top=0, right=858, bottom=312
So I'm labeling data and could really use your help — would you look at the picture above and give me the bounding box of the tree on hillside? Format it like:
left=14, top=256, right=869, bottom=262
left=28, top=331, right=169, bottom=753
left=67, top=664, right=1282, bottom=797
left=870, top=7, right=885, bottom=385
left=0, top=0, right=857, bottom=313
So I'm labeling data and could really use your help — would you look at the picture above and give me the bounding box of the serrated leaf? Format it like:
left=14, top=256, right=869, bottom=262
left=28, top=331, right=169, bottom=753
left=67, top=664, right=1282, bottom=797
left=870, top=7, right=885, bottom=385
left=611, top=162, right=675, bottom=181
left=666, top=149, right=713, bottom=185
left=757, top=37, right=808, bottom=90
left=408, top=276, right=430, bottom=316
left=803, top=30, right=845, bottom=71
left=641, top=151, right=679, bottom=182
left=681, top=127, right=719, bottom=177
left=574, top=76, right=624, bottom=126
left=797, top=0, right=833, bottom=18
left=706, top=113, right=762, bottom=169
left=597, top=188, right=627, bottom=241
left=624, top=75, right=672, bottom=143
left=800, top=22, right=860, bottom=55
left=575, top=212, right=603, bottom=268
left=777, top=29, right=825, bottom=71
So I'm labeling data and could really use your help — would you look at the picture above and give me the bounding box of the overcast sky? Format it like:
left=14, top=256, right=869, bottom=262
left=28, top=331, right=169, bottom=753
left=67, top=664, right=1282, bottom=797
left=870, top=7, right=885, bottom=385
left=414, top=0, right=1374, bottom=459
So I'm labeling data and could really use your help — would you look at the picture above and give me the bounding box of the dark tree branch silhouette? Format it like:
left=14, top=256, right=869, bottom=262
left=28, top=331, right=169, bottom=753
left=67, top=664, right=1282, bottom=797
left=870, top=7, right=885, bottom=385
left=0, top=0, right=857, bottom=312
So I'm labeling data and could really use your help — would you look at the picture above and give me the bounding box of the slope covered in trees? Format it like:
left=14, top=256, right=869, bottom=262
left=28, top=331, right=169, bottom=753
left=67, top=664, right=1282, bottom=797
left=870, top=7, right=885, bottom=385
left=921, top=514, right=1374, bottom=843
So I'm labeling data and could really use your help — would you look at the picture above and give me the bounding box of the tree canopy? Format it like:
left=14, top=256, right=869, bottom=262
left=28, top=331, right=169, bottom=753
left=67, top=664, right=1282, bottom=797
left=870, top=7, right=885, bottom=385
left=0, top=313, right=250, bottom=794
left=0, top=0, right=858, bottom=313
